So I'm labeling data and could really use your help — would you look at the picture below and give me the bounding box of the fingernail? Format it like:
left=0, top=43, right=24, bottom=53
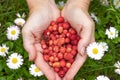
left=80, top=47, right=85, bottom=56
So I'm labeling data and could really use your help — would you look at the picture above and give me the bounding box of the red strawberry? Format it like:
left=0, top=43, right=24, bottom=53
left=63, top=22, right=70, bottom=29
left=58, top=71, right=65, bottom=78
left=54, top=67, right=60, bottom=72
left=43, top=55, right=49, bottom=61
left=57, top=16, right=64, bottom=23
left=58, top=52, right=63, bottom=59
left=60, top=60, right=66, bottom=67
left=64, top=53, right=73, bottom=61
left=53, top=62, right=60, bottom=68
left=51, top=21, right=56, bottom=26
left=58, top=26, right=63, bottom=33
left=66, top=62, right=71, bottom=68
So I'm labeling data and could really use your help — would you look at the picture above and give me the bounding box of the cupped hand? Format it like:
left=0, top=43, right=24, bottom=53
left=22, top=0, right=61, bottom=80
left=61, top=1, right=95, bottom=80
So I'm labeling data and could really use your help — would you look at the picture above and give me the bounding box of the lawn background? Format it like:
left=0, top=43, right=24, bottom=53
left=0, top=0, right=120, bottom=80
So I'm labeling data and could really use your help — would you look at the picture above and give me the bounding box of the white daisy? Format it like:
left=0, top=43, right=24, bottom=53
left=100, top=0, right=110, bottom=6
left=105, top=27, right=118, bottom=39
left=99, top=42, right=108, bottom=52
left=0, top=44, right=9, bottom=57
left=29, top=64, right=43, bottom=77
left=114, top=61, right=120, bottom=75
left=86, top=42, right=105, bottom=60
left=115, top=69, right=120, bottom=75
left=18, top=78, right=23, bottom=80
left=57, top=1, right=65, bottom=10
left=6, top=53, right=23, bottom=69
left=16, top=13, right=26, bottom=18
left=95, top=75, right=110, bottom=80
left=0, top=23, right=1, bottom=26
left=14, top=18, right=25, bottom=26
left=6, top=25, right=20, bottom=40
left=113, top=0, right=120, bottom=9
left=91, top=13, right=99, bottom=23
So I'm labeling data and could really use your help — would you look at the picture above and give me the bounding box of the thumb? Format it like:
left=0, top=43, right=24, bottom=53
left=22, top=27, right=36, bottom=61
left=78, top=26, right=92, bottom=56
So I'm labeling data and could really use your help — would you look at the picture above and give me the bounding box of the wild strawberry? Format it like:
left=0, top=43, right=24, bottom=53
left=58, top=23, right=63, bottom=27
left=44, top=30, right=51, bottom=36
left=54, top=67, right=60, bottom=72
left=53, top=39, right=58, bottom=45
left=60, top=60, right=66, bottom=67
left=66, top=62, right=71, bottom=68
left=63, top=29, right=68, bottom=34
left=48, top=46, right=53, bottom=51
left=57, top=52, right=63, bottom=59
left=49, top=62, right=53, bottom=66
left=70, top=35, right=77, bottom=40
left=52, top=24, right=58, bottom=31
left=48, top=26, right=53, bottom=32
left=66, top=32, right=71, bottom=38
left=58, top=38, right=65, bottom=46
left=58, top=71, right=65, bottom=78
left=63, top=67, right=68, bottom=73
left=49, top=56, right=54, bottom=62
left=53, top=62, right=60, bottom=68
left=64, top=53, right=73, bottom=61
left=53, top=46, right=59, bottom=53
left=72, top=45, right=77, bottom=50
left=60, top=47, right=66, bottom=53
left=57, top=16, right=64, bottom=23
left=51, top=21, right=56, bottom=26
left=51, top=52, right=57, bottom=57
left=58, top=26, right=63, bottom=33
left=71, top=50, right=77, bottom=56
left=43, top=55, right=49, bottom=61
left=69, top=28, right=77, bottom=34
left=54, top=57, right=59, bottom=62
left=49, top=40, right=53, bottom=45
left=59, top=34, right=65, bottom=38
left=65, top=38, right=70, bottom=43
left=66, top=47, right=72, bottom=53
left=71, top=40, right=78, bottom=45
left=69, top=58, right=74, bottom=63
left=43, top=49, right=49, bottom=54
left=41, top=44, right=47, bottom=49
left=63, top=22, right=70, bottom=29
left=50, top=34, right=56, bottom=40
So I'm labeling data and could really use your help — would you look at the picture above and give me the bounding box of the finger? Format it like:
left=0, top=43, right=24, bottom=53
left=63, top=54, right=87, bottom=80
left=78, top=25, right=92, bottom=56
left=55, top=73, right=62, bottom=80
left=22, top=27, right=36, bottom=61
left=35, top=52, right=56, bottom=80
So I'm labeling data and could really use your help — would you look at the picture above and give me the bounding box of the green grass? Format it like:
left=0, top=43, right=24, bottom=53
left=0, top=0, right=120, bottom=80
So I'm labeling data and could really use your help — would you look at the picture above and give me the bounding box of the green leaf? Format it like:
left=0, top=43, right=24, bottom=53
left=102, top=54, right=113, bottom=62
left=0, top=77, right=6, bottom=80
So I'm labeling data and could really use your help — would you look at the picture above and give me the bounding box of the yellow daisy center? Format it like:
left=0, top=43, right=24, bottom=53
left=11, top=30, right=16, bottom=35
left=92, top=48, right=98, bottom=54
left=1, top=47, right=6, bottom=53
left=12, top=58, right=18, bottom=64
left=18, top=22, right=23, bottom=26
left=34, top=67, right=40, bottom=72
left=110, top=32, right=113, bottom=35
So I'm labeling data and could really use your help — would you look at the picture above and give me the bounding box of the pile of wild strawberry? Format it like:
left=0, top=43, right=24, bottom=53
left=40, top=17, right=80, bottom=77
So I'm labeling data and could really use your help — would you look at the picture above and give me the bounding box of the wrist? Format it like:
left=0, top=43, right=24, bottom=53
left=66, top=0, right=90, bottom=11
left=26, top=0, right=56, bottom=10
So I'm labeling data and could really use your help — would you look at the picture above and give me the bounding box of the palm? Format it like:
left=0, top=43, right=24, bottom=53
left=62, top=4, right=95, bottom=80
left=22, top=2, right=61, bottom=80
